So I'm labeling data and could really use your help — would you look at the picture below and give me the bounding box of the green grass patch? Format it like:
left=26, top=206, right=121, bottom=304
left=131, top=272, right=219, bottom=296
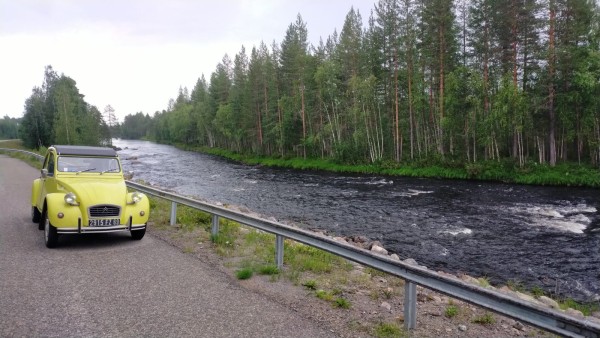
left=315, top=289, right=335, bottom=302
left=334, top=297, right=351, bottom=309
left=236, top=268, right=253, bottom=280
left=258, top=264, right=279, bottom=275
left=472, top=312, right=496, bottom=325
left=445, top=304, right=459, bottom=318
left=302, top=280, right=318, bottom=290
left=374, top=322, right=405, bottom=338
left=559, top=298, right=600, bottom=316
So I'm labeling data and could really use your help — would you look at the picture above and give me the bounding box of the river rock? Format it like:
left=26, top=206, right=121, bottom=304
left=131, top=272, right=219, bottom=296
left=380, top=301, right=392, bottom=312
left=458, top=324, right=467, bottom=332
left=513, top=321, right=525, bottom=331
left=389, top=253, right=400, bottom=261
left=403, top=258, right=418, bottom=266
left=565, top=308, right=584, bottom=318
left=369, top=241, right=383, bottom=249
left=371, top=245, right=388, bottom=255
left=515, top=292, right=537, bottom=303
left=333, top=236, right=347, bottom=243
left=460, top=274, right=480, bottom=285
left=538, top=296, right=560, bottom=309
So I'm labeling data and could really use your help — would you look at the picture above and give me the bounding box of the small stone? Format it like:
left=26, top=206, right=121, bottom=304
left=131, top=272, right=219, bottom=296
left=432, top=296, right=442, bottom=303
left=380, top=302, right=392, bottom=312
left=460, top=274, right=479, bottom=285
left=592, top=311, right=600, bottom=319
left=396, top=314, right=404, bottom=322
left=371, top=245, right=388, bottom=255
left=511, top=328, right=522, bottom=335
left=403, top=258, right=419, bottom=266
left=498, top=286, right=513, bottom=294
left=458, top=324, right=467, bottom=332
left=513, top=321, right=525, bottom=331
left=429, top=310, right=442, bottom=317
left=565, top=308, right=584, bottom=318
left=445, top=328, right=452, bottom=333
left=376, top=277, right=388, bottom=284
left=539, top=296, right=560, bottom=309
left=370, top=240, right=383, bottom=249
left=515, top=292, right=537, bottom=303
left=390, top=253, right=400, bottom=261
left=333, top=236, right=347, bottom=243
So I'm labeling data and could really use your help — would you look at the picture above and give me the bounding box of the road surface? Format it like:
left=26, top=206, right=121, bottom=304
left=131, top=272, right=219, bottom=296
left=0, top=154, right=335, bottom=337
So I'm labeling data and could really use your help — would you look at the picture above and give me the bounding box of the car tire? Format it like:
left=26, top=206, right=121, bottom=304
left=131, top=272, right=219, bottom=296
left=32, top=207, right=41, bottom=223
left=131, top=227, right=146, bottom=240
left=44, top=211, right=58, bottom=248
left=38, top=210, right=45, bottom=230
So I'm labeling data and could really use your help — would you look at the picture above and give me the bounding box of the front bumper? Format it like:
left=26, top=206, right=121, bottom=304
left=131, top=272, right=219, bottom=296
left=56, top=217, right=146, bottom=234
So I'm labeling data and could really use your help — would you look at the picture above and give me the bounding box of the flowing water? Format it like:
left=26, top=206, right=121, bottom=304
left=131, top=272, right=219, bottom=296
left=114, top=139, right=600, bottom=301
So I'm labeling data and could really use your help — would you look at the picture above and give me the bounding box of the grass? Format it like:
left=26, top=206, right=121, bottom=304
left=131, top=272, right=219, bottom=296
left=0, top=140, right=45, bottom=168
left=302, top=280, right=318, bottom=290
left=558, top=298, right=600, bottom=316
left=236, top=267, right=253, bottom=280
left=175, top=142, right=600, bottom=188
left=374, top=322, right=406, bottom=338
left=472, top=312, right=496, bottom=325
left=334, top=297, right=351, bottom=309
left=445, top=304, right=459, bottom=318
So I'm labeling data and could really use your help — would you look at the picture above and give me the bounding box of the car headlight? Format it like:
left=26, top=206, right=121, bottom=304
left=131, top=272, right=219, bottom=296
left=64, top=192, right=79, bottom=206
left=131, top=192, right=143, bottom=204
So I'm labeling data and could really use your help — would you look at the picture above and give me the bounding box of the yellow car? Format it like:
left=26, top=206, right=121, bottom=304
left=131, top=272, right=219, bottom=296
left=31, top=145, right=149, bottom=248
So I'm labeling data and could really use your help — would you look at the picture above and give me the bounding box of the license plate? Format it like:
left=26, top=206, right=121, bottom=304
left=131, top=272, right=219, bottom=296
left=88, top=218, right=120, bottom=227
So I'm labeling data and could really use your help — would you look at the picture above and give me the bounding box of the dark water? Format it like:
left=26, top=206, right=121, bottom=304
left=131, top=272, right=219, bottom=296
left=114, top=139, right=600, bottom=301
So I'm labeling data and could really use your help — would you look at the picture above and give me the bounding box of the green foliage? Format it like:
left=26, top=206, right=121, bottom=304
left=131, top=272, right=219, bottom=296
left=235, top=268, right=253, bottom=280
left=374, top=322, right=405, bottom=338
left=302, top=280, right=318, bottom=290
left=472, top=312, right=496, bottom=325
left=445, top=305, right=459, bottom=318
left=315, top=289, right=334, bottom=302
left=258, top=265, right=279, bottom=275
left=559, top=298, right=600, bottom=316
left=334, top=297, right=351, bottom=309
left=20, top=66, right=110, bottom=148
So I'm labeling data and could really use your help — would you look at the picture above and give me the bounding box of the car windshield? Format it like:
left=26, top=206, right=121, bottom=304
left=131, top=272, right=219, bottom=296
left=57, top=156, right=121, bottom=173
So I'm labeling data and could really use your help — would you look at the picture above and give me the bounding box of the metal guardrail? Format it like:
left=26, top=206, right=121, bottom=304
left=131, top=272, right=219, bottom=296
left=2, top=147, right=599, bottom=337
left=0, top=148, right=44, bottom=161
left=125, top=180, right=600, bottom=338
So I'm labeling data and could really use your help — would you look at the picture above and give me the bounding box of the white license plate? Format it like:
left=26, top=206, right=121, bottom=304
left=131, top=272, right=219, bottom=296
left=88, top=218, right=120, bottom=227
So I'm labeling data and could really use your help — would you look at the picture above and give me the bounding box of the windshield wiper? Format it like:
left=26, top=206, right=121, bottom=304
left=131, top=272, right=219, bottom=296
left=76, top=168, right=96, bottom=174
left=100, top=168, right=119, bottom=174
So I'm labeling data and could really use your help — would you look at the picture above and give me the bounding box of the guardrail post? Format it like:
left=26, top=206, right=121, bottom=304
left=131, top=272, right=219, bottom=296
left=211, top=214, right=219, bottom=237
left=275, top=235, right=284, bottom=269
left=169, top=202, right=177, bottom=226
left=404, top=281, right=417, bottom=330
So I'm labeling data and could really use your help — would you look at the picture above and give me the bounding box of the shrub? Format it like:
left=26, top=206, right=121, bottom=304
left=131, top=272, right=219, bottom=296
left=236, top=268, right=253, bottom=280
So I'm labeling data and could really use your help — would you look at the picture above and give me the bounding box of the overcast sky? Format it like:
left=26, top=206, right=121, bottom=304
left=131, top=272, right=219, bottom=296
left=1, top=0, right=376, bottom=122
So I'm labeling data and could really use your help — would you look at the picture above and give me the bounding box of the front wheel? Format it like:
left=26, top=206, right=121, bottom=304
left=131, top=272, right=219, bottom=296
left=131, top=227, right=146, bottom=240
left=44, top=212, right=58, bottom=248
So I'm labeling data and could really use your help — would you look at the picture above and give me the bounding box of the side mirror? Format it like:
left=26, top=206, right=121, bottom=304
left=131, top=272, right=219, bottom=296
left=124, top=171, right=134, bottom=180
left=41, top=169, right=48, bottom=178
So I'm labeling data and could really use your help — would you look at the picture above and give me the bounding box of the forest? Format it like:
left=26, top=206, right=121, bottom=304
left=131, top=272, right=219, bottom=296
left=117, top=0, right=600, bottom=172
left=19, top=66, right=113, bottom=149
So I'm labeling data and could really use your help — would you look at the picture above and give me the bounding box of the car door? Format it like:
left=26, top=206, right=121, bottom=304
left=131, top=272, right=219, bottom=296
left=38, top=152, right=57, bottom=208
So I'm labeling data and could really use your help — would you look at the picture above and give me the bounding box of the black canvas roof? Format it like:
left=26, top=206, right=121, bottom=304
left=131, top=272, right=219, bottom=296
left=52, top=145, right=117, bottom=157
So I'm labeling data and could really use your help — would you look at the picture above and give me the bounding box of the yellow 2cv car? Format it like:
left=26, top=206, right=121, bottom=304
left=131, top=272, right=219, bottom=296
left=31, top=145, right=149, bottom=248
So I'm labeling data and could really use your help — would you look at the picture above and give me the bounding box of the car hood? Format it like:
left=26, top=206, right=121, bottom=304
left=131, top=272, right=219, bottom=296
left=57, top=177, right=127, bottom=206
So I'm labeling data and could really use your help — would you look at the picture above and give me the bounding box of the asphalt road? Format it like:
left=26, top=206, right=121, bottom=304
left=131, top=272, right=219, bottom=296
left=0, top=155, right=335, bottom=338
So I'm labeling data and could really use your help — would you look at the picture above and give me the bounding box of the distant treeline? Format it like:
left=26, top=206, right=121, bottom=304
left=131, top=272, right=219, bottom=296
left=122, top=0, right=600, bottom=169
left=19, top=66, right=112, bottom=148
left=0, top=116, right=20, bottom=139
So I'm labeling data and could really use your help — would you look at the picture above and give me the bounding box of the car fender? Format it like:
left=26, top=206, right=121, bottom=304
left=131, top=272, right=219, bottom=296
left=123, top=192, right=150, bottom=225
left=31, top=178, right=41, bottom=208
left=45, top=193, right=83, bottom=228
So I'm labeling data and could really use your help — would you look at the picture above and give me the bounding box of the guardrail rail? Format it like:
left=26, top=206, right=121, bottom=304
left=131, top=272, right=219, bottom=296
left=1, top=147, right=598, bottom=337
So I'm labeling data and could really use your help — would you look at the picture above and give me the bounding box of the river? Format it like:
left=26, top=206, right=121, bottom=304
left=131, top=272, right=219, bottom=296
left=113, top=139, right=600, bottom=302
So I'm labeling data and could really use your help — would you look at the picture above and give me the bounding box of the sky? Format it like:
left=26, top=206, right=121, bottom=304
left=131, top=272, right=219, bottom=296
left=0, top=0, right=376, bottom=122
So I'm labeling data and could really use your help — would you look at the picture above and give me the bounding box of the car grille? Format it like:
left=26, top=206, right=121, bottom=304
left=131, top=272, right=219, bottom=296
left=89, top=205, right=121, bottom=218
